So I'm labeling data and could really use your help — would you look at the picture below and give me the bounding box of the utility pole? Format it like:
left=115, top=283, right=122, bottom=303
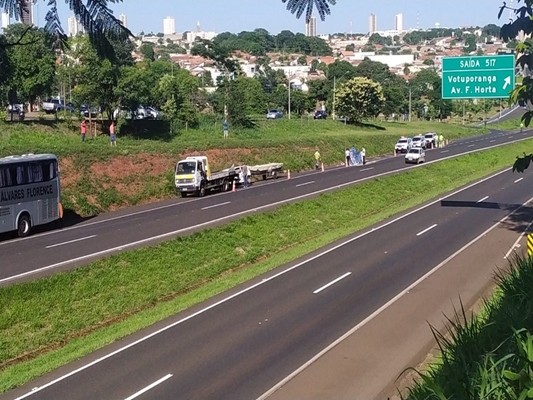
left=408, top=81, right=412, bottom=122
left=332, top=76, right=336, bottom=120
left=288, top=77, right=291, bottom=120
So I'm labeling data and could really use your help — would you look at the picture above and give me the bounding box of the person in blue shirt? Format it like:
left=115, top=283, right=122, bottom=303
left=223, top=120, right=228, bottom=140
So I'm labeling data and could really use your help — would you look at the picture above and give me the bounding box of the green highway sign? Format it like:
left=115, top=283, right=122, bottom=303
left=441, top=54, right=516, bottom=99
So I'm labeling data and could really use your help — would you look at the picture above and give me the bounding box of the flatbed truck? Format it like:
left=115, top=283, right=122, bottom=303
left=175, top=156, right=238, bottom=197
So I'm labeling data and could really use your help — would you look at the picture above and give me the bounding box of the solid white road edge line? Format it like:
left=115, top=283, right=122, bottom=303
left=295, top=181, right=315, bottom=187
left=201, top=201, right=231, bottom=210
left=2, top=132, right=532, bottom=248
left=515, top=178, right=524, bottom=183
left=504, top=220, right=533, bottom=260
left=123, top=374, right=173, bottom=400
left=0, top=162, right=516, bottom=284
left=477, top=196, right=489, bottom=203
left=11, top=168, right=515, bottom=399
left=256, top=193, right=533, bottom=400
left=313, top=272, right=352, bottom=294
left=416, top=224, right=437, bottom=236
left=45, top=235, right=97, bottom=249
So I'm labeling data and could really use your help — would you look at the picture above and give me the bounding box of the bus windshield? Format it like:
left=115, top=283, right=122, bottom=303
left=0, top=154, right=61, bottom=237
left=176, top=162, right=196, bottom=174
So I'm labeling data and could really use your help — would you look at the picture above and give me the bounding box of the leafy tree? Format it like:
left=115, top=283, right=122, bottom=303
left=345, top=44, right=355, bottom=52
left=327, top=60, right=357, bottom=81
left=297, top=55, right=307, bottom=65
left=140, top=43, right=155, bottom=61
left=308, top=79, right=330, bottom=105
left=310, top=59, right=319, bottom=72
left=3, top=24, right=56, bottom=105
left=335, top=77, right=384, bottom=122
left=368, top=33, right=392, bottom=46
left=423, top=59, right=434, bottom=65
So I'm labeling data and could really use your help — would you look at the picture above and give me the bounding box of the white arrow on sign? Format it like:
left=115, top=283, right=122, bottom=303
left=503, top=76, right=511, bottom=90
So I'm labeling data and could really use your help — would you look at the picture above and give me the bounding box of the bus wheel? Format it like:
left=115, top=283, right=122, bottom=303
left=17, top=215, right=31, bottom=237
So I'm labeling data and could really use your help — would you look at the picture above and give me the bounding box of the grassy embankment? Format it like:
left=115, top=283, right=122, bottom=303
left=0, top=117, right=482, bottom=216
left=1, top=137, right=532, bottom=393
left=403, top=255, right=533, bottom=399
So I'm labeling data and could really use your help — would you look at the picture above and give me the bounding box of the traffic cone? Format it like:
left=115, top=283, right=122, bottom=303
left=287, top=169, right=291, bottom=179
left=232, top=179, right=236, bottom=192
left=321, top=162, right=325, bottom=172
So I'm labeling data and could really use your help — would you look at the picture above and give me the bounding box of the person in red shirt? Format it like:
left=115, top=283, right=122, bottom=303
left=80, top=120, right=87, bottom=142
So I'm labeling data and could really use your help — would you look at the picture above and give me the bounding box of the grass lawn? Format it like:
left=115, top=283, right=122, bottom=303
left=0, top=117, right=484, bottom=216
left=0, top=137, right=531, bottom=393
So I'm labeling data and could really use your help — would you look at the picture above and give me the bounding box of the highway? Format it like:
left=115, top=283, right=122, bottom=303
left=4, top=140, right=533, bottom=400
left=1, top=128, right=532, bottom=286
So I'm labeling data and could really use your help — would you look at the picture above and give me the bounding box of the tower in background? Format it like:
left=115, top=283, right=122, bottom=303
left=67, top=15, right=84, bottom=37
left=395, top=13, right=403, bottom=32
left=1, top=12, right=9, bottom=31
left=369, top=13, right=377, bottom=33
left=18, top=0, right=33, bottom=25
left=163, top=16, right=175, bottom=35
left=119, top=13, right=127, bottom=28
left=305, top=15, right=317, bottom=37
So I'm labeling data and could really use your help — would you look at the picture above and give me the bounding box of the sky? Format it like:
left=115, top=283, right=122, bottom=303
left=5, top=0, right=513, bottom=35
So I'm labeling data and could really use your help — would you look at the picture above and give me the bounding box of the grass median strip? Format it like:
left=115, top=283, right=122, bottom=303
left=1, top=139, right=533, bottom=392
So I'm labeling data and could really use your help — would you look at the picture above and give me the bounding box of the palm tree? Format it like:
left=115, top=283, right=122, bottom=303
left=0, top=0, right=131, bottom=58
left=281, top=0, right=337, bottom=22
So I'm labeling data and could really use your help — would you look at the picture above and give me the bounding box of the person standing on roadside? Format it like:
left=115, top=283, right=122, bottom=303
left=345, top=148, right=350, bottom=166
left=438, top=134, right=444, bottom=148
left=314, top=149, right=321, bottom=170
left=223, top=120, right=229, bottom=140
left=361, top=147, right=366, bottom=165
left=110, top=120, right=117, bottom=146
left=80, top=119, right=87, bottom=142
left=242, top=165, right=249, bottom=187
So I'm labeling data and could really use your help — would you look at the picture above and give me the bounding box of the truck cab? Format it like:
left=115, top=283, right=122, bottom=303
left=175, top=157, right=209, bottom=197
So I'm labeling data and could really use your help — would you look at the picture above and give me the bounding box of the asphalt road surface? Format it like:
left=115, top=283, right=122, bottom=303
left=1, top=128, right=532, bottom=286
left=4, top=145, right=533, bottom=400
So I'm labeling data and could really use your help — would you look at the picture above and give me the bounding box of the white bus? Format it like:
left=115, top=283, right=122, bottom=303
left=0, top=154, right=63, bottom=237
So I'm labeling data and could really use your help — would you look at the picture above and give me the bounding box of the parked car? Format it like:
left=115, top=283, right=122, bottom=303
left=42, top=98, right=63, bottom=114
left=113, top=107, right=133, bottom=120
left=266, top=109, right=283, bottom=119
left=394, top=137, right=413, bottom=154
left=405, top=148, right=426, bottom=164
left=56, top=102, right=75, bottom=113
left=314, top=110, right=327, bottom=120
left=145, top=106, right=161, bottom=119
left=7, top=101, right=24, bottom=113
left=411, top=135, right=427, bottom=149
left=80, top=104, right=98, bottom=118
left=424, top=132, right=437, bottom=148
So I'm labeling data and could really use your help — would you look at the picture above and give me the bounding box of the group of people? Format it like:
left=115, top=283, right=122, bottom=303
left=80, top=119, right=117, bottom=145
left=313, top=146, right=367, bottom=170
left=345, top=146, right=366, bottom=166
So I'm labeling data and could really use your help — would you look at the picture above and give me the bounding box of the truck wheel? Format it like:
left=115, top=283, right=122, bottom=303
left=180, top=192, right=188, bottom=198
left=17, top=214, right=31, bottom=237
left=222, top=180, right=229, bottom=192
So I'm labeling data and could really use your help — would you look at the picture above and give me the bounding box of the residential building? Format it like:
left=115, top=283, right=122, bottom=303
left=67, top=15, right=84, bottom=37
left=306, top=15, right=317, bottom=37
left=119, top=13, right=127, bottom=28
left=186, top=21, right=216, bottom=43
left=1, top=12, right=9, bottom=31
left=163, top=16, right=175, bottom=35
left=19, top=0, right=33, bottom=25
left=369, top=13, right=377, bottom=33
left=395, top=13, right=403, bottom=32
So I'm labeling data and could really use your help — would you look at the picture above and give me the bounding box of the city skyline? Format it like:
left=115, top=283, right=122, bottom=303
left=0, top=0, right=509, bottom=35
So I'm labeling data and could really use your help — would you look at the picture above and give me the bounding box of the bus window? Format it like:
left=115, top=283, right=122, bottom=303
left=0, top=167, right=5, bottom=188
left=27, top=162, right=43, bottom=183
left=16, top=165, right=24, bottom=185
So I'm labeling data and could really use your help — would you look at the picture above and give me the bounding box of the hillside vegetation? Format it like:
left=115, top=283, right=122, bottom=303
left=0, top=118, right=482, bottom=216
